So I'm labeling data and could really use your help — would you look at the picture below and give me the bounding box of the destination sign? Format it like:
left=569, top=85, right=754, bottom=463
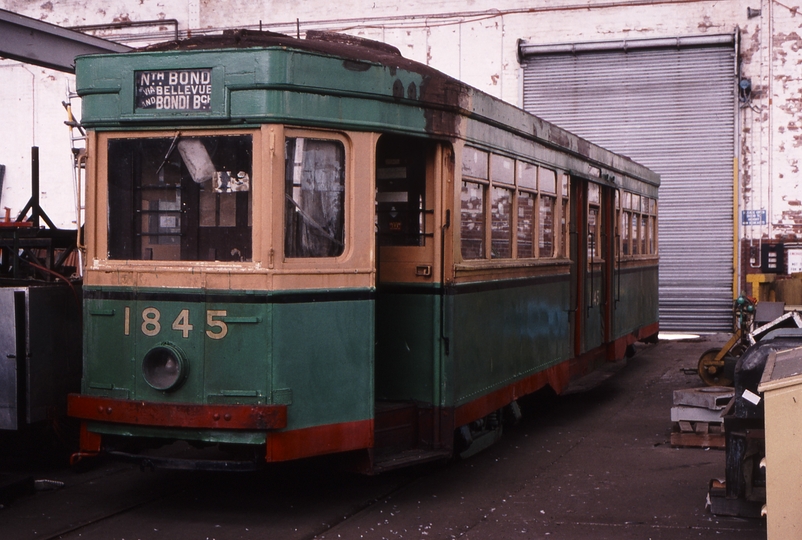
left=135, top=69, right=212, bottom=111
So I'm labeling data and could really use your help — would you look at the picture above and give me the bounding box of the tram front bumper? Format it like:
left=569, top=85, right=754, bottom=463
left=67, top=394, right=287, bottom=430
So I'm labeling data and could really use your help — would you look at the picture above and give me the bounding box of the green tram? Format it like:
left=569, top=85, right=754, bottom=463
left=67, top=30, right=659, bottom=472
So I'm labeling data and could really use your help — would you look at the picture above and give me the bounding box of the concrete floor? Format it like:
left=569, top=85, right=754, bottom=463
left=0, top=335, right=768, bottom=540
left=315, top=334, right=767, bottom=539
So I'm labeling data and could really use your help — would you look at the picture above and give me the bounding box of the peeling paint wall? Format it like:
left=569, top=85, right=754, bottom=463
left=0, top=61, right=81, bottom=228
left=1, top=0, right=800, bottom=288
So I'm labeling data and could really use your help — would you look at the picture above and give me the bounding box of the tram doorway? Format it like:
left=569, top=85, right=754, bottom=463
left=570, top=177, right=614, bottom=357
left=372, top=134, right=445, bottom=459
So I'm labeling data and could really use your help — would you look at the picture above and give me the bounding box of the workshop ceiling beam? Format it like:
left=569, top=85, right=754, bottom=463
left=0, top=8, right=131, bottom=73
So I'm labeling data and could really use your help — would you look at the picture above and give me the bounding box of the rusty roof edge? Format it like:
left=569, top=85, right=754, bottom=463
left=79, top=29, right=659, bottom=187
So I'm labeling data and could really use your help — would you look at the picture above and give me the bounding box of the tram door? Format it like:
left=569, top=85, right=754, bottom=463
left=373, top=134, right=442, bottom=449
left=571, top=178, right=614, bottom=356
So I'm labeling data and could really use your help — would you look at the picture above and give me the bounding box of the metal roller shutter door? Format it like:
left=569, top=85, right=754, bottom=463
left=520, top=37, right=736, bottom=333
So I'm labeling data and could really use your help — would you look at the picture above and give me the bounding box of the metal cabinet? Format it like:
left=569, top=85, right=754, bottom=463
left=758, top=345, right=802, bottom=539
left=0, top=284, right=81, bottom=430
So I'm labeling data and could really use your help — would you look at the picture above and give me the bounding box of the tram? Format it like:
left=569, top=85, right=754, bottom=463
left=67, top=30, right=659, bottom=472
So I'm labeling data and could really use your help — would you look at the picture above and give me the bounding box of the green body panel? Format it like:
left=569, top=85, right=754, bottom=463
left=82, top=286, right=373, bottom=441
left=84, top=301, right=136, bottom=400
left=448, top=277, right=571, bottom=408
left=613, top=265, right=660, bottom=339
left=374, top=286, right=438, bottom=404
left=270, top=298, right=373, bottom=430
left=583, top=273, right=604, bottom=353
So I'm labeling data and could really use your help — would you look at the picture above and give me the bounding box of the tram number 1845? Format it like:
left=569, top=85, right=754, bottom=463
left=123, top=307, right=232, bottom=340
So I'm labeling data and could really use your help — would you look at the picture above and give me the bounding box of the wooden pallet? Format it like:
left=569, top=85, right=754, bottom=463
left=670, top=421, right=725, bottom=449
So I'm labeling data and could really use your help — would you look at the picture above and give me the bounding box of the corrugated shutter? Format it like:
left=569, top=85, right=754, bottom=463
left=520, top=37, right=736, bottom=333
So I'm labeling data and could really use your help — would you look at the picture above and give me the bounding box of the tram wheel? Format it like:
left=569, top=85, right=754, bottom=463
left=697, top=347, right=734, bottom=387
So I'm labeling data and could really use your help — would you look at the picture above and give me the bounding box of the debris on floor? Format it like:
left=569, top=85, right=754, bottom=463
left=670, top=386, right=732, bottom=449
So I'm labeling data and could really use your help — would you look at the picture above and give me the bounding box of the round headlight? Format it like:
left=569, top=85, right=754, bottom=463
left=142, top=344, right=188, bottom=391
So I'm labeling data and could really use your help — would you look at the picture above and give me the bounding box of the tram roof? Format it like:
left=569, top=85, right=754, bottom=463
left=75, top=29, right=659, bottom=189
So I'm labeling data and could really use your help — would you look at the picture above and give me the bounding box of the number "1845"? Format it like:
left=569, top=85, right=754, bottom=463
left=124, top=307, right=229, bottom=340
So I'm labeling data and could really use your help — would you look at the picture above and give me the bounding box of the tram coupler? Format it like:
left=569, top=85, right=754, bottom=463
left=70, top=421, right=102, bottom=466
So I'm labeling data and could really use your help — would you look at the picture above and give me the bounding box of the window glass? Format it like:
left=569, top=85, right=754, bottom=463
left=622, top=211, right=630, bottom=256
left=517, top=191, right=535, bottom=258
left=518, top=161, right=538, bottom=190
left=649, top=216, right=657, bottom=254
left=107, top=134, right=252, bottom=261
left=539, top=195, right=555, bottom=257
left=284, top=137, right=345, bottom=258
left=490, top=187, right=513, bottom=258
left=539, top=168, right=557, bottom=194
left=560, top=197, right=569, bottom=258
left=375, top=135, right=427, bottom=247
left=491, top=154, right=514, bottom=185
left=462, top=147, right=488, bottom=180
left=588, top=183, right=600, bottom=204
left=460, top=181, right=485, bottom=259
left=587, top=206, right=599, bottom=260
left=641, top=215, right=648, bottom=255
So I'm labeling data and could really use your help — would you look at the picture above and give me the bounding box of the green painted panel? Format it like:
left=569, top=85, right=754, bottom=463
left=271, top=298, right=373, bottom=430
left=83, top=286, right=372, bottom=442
left=613, top=265, right=659, bottom=338
left=202, top=301, right=270, bottom=405
left=83, top=288, right=271, bottom=407
left=131, top=298, right=207, bottom=404
left=583, top=273, right=604, bottom=352
left=375, top=287, right=437, bottom=403
left=449, top=277, right=571, bottom=407
left=84, top=299, right=135, bottom=398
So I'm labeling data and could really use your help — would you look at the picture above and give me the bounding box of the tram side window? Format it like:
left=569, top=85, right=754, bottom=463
left=560, top=174, right=570, bottom=258
left=284, top=138, right=346, bottom=258
left=516, top=191, right=535, bottom=258
left=490, top=154, right=514, bottom=259
left=619, top=192, right=657, bottom=258
left=640, top=213, right=648, bottom=255
left=621, top=210, right=630, bottom=256
left=539, top=168, right=557, bottom=258
left=648, top=198, right=657, bottom=254
left=107, top=134, right=252, bottom=262
left=461, top=181, right=486, bottom=259
left=516, top=161, right=537, bottom=259
left=491, top=187, right=513, bottom=258
left=461, top=147, right=568, bottom=262
left=621, top=192, right=631, bottom=256
left=630, top=194, right=640, bottom=255
left=539, top=196, right=555, bottom=257
left=461, top=147, right=489, bottom=260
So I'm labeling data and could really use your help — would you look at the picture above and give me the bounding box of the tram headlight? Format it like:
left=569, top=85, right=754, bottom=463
left=142, top=343, right=188, bottom=391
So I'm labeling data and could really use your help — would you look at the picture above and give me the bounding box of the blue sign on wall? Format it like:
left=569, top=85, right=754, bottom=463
left=742, top=209, right=767, bottom=226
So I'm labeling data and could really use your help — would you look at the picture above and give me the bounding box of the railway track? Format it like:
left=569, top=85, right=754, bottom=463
left=2, top=452, right=435, bottom=540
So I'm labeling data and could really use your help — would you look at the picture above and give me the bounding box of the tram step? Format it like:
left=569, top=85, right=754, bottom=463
left=372, top=448, right=451, bottom=474
left=374, top=401, right=418, bottom=451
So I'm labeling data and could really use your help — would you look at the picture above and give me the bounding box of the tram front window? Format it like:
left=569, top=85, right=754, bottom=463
left=284, top=137, right=346, bottom=258
left=107, top=134, right=253, bottom=262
